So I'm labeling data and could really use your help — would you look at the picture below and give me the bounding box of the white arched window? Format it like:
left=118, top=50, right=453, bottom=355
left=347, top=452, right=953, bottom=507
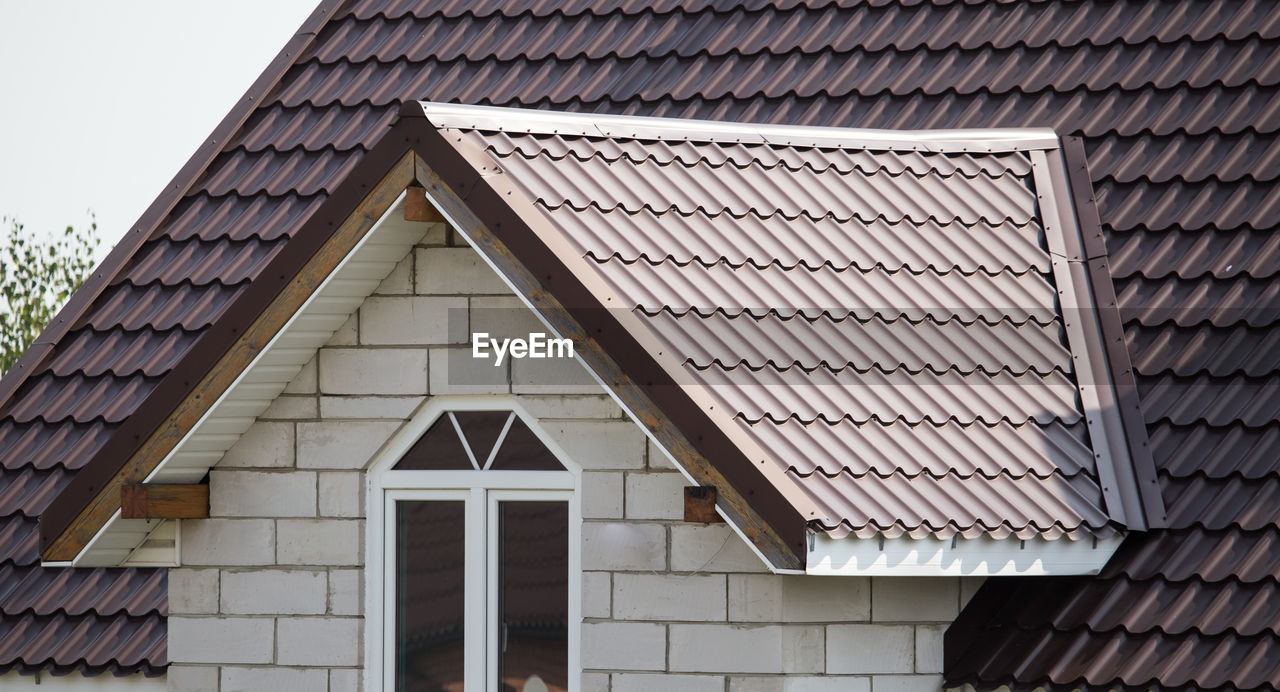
left=366, top=398, right=581, bottom=692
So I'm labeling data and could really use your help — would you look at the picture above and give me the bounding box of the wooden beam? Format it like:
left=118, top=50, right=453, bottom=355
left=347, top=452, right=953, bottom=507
left=42, top=151, right=416, bottom=562
left=121, top=483, right=209, bottom=519
left=404, top=184, right=445, bottom=222
left=684, top=486, right=724, bottom=523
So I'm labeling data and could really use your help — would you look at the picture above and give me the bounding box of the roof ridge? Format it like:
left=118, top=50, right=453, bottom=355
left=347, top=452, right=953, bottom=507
left=409, top=99, right=1060, bottom=152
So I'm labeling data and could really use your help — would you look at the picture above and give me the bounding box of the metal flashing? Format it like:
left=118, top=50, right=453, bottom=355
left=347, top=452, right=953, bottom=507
left=415, top=101, right=1062, bottom=152
left=808, top=532, right=1125, bottom=577
left=1031, top=147, right=1154, bottom=531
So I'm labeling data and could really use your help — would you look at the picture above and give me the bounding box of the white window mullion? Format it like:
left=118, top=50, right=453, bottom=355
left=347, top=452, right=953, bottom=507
left=380, top=491, right=396, bottom=692
left=466, top=486, right=488, bottom=692
left=486, top=491, right=500, bottom=692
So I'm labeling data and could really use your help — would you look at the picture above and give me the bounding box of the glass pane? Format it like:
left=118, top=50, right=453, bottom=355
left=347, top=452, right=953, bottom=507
left=498, top=501, right=569, bottom=692
left=453, top=411, right=513, bottom=465
left=488, top=419, right=564, bottom=471
left=397, top=501, right=466, bottom=692
left=395, top=417, right=473, bottom=470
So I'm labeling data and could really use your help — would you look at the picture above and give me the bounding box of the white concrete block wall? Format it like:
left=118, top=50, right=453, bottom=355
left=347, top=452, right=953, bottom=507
left=169, top=237, right=978, bottom=690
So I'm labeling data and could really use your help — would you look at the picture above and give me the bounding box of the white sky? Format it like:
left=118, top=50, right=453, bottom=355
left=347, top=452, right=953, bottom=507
left=0, top=1, right=319, bottom=253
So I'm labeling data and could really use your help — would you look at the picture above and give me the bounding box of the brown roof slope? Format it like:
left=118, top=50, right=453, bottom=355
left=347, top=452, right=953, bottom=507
left=0, top=0, right=1274, bottom=683
left=426, top=106, right=1129, bottom=541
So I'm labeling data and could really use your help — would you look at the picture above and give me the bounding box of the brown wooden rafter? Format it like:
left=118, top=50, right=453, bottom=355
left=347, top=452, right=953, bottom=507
left=121, top=483, right=209, bottom=520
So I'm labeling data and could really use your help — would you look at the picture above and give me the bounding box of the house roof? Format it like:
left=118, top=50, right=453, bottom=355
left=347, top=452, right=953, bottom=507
left=0, top=0, right=1274, bottom=685
left=408, top=101, right=1154, bottom=545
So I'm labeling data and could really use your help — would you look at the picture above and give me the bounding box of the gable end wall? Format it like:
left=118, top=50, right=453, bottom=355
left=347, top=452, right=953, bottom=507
left=167, top=234, right=980, bottom=692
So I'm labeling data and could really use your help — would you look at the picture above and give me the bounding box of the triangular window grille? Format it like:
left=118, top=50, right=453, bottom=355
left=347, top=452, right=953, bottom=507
left=393, top=411, right=565, bottom=471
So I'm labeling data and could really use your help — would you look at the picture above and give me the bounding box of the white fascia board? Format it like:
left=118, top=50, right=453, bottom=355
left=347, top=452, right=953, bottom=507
left=807, top=532, right=1124, bottom=577
left=413, top=101, right=1060, bottom=152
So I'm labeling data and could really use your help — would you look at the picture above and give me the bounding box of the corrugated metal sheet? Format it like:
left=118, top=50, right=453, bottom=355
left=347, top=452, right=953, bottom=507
left=0, top=0, right=1274, bottom=684
left=593, top=260, right=1057, bottom=325
left=552, top=207, right=1051, bottom=274
left=743, top=419, right=1095, bottom=479
left=795, top=469, right=1111, bottom=541
left=426, top=110, right=1116, bottom=541
left=642, top=310, right=1070, bottom=375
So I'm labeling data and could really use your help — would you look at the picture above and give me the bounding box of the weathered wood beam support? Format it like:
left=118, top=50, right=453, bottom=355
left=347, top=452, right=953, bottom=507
left=684, top=486, right=724, bottom=523
left=120, top=483, right=209, bottom=519
left=405, top=184, right=445, bottom=223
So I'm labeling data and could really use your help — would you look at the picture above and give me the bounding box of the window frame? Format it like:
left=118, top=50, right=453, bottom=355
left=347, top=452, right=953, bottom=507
left=366, top=397, right=582, bottom=692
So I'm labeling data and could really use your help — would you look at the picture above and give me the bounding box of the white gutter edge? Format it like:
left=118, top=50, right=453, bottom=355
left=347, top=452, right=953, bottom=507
left=807, top=532, right=1125, bottom=577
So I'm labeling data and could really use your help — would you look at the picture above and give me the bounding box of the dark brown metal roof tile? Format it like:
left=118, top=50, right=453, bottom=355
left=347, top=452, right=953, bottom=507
left=1108, top=226, right=1280, bottom=281
left=0, top=518, right=39, bottom=567
left=1138, top=373, right=1280, bottom=426
left=951, top=618, right=1280, bottom=690
left=1011, top=576, right=1280, bottom=637
left=194, top=147, right=365, bottom=197
left=1150, top=422, right=1280, bottom=479
left=0, top=612, right=166, bottom=676
left=2, top=375, right=161, bottom=426
left=1116, top=274, right=1280, bottom=328
left=1126, top=323, right=1280, bottom=378
left=0, top=421, right=116, bottom=472
left=337, top=0, right=1052, bottom=23
left=1100, top=528, right=1280, bottom=583
left=122, top=238, right=288, bottom=287
left=0, top=469, right=71, bottom=517
left=159, top=192, right=325, bottom=242
left=1159, top=475, right=1280, bottom=531
left=230, top=103, right=394, bottom=152
left=1086, top=132, right=1280, bottom=184
left=1098, top=178, right=1280, bottom=232
left=44, top=328, right=200, bottom=379
left=80, top=282, right=247, bottom=332
left=0, top=565, right=164, bottom=619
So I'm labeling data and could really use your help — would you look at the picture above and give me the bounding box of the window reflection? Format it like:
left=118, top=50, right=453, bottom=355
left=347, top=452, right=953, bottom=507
left=498, top=501, right=569, bottom=692
left=397, top=501, right=466, bottom=692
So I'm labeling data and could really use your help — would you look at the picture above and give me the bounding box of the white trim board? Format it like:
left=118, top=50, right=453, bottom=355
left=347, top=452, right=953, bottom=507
left=807, top=532, right=1125, bottom=577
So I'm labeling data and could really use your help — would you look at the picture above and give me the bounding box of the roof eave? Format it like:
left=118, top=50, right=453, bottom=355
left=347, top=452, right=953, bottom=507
left=39, top=117, right=421, bottom=561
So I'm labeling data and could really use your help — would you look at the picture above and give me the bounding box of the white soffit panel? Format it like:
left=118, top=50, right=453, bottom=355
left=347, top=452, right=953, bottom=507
left=75, top=194, right=435, bottom=566
left=807, top=533, right=1125, bottom=577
